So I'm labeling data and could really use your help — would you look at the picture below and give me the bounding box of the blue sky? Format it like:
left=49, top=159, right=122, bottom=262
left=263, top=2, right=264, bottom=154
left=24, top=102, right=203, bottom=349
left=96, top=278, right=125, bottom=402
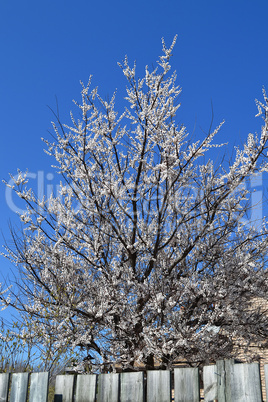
left=1, top=0, right=268, bottom=297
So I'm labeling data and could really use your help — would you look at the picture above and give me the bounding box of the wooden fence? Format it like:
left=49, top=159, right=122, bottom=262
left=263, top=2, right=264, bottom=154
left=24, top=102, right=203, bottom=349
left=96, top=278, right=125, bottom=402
left=0, top=360, right=268, bottom=401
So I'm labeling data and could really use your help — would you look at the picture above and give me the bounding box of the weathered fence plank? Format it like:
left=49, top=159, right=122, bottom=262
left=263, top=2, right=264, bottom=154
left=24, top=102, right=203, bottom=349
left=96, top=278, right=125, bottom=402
left=54, top=374, right=75, bottom=402
left=0, top=373, right=10, bottom=402
left=9, top=373, right=29, bottom=402
left=174, top=367, right=199, bottom=402
left=147, top=370, right=171, bottom=402
left=216, top=359, right=227, bottom=402
left=265, top=364, right=268, bottom=402
left=75, top=374, right=97, bottom=402
left=216, top=360, right=263, bottom=402
left=97, top=373, right=119, bottom=402
left=29, top=372, right=49, bottom=402
left=230, top=362, right=263, bottom=402
left=203, top=364, right=217, bottom=402
left=120, top=372, right=144, bottom=402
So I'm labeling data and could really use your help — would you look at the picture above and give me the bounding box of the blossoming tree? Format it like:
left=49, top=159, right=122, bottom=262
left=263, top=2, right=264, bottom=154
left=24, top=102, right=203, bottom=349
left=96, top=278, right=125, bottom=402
left=3, top=38, right=268, bottom=371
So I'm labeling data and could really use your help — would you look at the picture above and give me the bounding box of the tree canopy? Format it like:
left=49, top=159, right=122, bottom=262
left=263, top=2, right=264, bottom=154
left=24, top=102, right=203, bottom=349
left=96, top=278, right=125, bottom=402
left=3, top=37, right=268, bottom=371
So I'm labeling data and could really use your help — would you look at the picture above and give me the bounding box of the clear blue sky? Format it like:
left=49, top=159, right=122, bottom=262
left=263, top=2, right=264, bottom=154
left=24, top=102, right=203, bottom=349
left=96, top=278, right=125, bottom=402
left=1, top=0, right=268, bottom=297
